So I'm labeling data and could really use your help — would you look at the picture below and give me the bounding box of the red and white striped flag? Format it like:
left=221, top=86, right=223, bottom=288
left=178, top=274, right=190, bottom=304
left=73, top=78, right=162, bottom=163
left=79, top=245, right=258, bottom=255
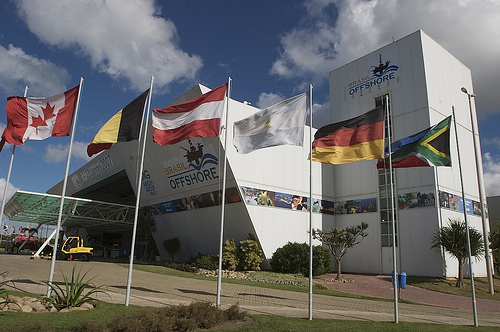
left=0, top=85, right=79, bottom=151
left=152, top=84, right=227, bottom=145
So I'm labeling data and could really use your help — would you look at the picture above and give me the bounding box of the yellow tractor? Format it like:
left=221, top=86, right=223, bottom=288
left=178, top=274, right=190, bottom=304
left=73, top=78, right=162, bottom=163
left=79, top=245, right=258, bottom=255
left=55, top=236, right=93, bottom=262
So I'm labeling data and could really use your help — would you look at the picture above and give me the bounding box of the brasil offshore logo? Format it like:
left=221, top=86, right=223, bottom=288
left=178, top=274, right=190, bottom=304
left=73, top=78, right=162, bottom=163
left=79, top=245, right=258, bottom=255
left=348, top=54, right=399, bottom=95
left=164, top=139, right=219, bottom=190
left=181, top=139, right=218, bottom=169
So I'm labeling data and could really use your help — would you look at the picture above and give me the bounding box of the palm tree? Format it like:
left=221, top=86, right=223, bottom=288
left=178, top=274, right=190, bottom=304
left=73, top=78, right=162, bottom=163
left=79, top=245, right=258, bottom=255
left=489, top=225, right=500, bottom=272
left=163, top=237, right=181, bottom=263
left=431, top=219, right=484, bottom=288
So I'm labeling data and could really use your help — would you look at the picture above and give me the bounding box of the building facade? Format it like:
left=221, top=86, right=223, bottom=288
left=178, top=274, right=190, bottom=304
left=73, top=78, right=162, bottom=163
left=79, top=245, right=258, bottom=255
left=51, top=30, right=488, bottom=278
left=328, top=30, right=488, bottom=277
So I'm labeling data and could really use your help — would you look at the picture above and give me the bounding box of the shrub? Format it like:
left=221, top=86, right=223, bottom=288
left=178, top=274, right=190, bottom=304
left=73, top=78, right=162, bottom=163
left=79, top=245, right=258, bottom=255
left=271, top=242, right=331, bottom=276
left=191, top=254, right=219, bottom=270
left=312, top=245, right=332, bottom=276
left=41, top=267, right=109, bottom=310
left=239, top=236, right=263, bottom=271
left=0, top=271, right=19, bottom=309
left=164, top=262, right=197, bottom=272
left=110, top=302, right=246, bottom=331
left=222, top=239, right=239, bottom=271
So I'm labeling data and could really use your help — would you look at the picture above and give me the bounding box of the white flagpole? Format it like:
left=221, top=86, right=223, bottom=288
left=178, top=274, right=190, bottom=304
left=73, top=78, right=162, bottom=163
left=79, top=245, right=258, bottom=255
left=0, top=86, right=28, bottom=241
left=308, top=84, right=313, bottom=320
left=48, top=77, right=84, bottom=296
left=216, top=77, right=231, bottom=307
left=126, top=76, right=155, bottom=306
left=452, top=106, right=478, bottom=327
left=385, top=95, right=398, bottom=323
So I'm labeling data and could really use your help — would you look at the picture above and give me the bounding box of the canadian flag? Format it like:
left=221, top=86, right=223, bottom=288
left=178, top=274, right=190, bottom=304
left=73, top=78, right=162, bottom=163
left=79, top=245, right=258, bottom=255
left=1, top=85, right=79, bottom=151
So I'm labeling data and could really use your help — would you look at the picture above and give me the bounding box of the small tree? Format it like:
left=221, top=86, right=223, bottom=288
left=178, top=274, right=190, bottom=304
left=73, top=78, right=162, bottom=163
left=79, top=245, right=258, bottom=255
left=431, top=219, right=484, bottom=288
left=222, top=239, right=239, bottom=271
left=239, top=234, right=263, bottom=271
left=163, top=237, right=181, bottom=263
left=137, top=208, right=158, bottom=261
left=313, top=222, right=369, bottom=281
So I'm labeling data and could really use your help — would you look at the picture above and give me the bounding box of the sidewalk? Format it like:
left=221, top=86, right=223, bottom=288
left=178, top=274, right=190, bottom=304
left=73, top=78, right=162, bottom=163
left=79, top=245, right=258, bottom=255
left=2, top=254, right=500, bottom=327
left=315, top=273, right=500, bottom=313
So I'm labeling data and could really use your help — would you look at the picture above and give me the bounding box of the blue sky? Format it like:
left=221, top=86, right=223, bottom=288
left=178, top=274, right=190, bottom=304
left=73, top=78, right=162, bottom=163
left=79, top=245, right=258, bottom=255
left=1, top=0, right=500, bottom=229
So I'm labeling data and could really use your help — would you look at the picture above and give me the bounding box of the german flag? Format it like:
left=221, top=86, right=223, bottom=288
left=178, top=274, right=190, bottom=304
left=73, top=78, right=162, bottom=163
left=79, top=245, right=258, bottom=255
left=311, top=106, right=385, bottom=165
left=87, top=89, right=149, bottom=157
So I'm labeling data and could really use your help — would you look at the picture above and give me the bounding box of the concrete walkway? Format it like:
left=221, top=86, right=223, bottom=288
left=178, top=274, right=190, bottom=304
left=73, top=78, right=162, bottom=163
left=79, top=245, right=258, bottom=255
left=2, top=254, right=500, bottom=327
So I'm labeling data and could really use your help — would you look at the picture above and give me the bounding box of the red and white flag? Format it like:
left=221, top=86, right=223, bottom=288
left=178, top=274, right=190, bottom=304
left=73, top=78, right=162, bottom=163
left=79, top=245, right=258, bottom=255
left=1, top=85, right=79, bottom=151
left=152, top=84, right=227, bottom=145
left=2, top=224, right=7, bottom=232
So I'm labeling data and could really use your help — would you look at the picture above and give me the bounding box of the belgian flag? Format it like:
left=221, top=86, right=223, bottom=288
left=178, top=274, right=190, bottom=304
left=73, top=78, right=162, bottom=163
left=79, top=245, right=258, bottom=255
left=87, top=89, right=149, bottom=157
left=311, top=106, right=385, bottom=165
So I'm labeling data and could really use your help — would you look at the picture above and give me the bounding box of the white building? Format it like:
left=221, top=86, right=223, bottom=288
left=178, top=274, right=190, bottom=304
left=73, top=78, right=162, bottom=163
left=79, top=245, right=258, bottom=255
left=328, top=29, right=488, bottom=277
left=49, top=30, right=488, bottom=278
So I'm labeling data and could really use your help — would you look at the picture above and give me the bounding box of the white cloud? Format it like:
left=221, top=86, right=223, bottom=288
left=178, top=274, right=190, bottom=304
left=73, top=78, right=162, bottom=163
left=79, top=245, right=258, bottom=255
left=272, top=0, right=500, bottom=115
left=482, top=152, right=500, bottom=196
left=312, top=102, right=331, bottom=128
left=0, top=178, right=19, bottom=206
left=16, top=0, right=203, bottom=93
left=256, top=92, right=285, bottom=109
left=44, top=141, right=91, bottom=164
left=483, top=137, right=500, bottom=150
left=0, top=44, right=70, bottom=96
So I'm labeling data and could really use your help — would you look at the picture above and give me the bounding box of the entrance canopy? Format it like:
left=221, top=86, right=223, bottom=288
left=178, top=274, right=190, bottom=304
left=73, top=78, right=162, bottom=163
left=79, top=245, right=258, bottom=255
left=4, top=190, right=135, bottom=232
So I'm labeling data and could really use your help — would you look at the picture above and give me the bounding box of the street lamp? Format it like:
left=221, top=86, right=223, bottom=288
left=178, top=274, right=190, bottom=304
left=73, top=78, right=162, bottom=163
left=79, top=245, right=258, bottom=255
left=461, top=87, right=494, bottom=295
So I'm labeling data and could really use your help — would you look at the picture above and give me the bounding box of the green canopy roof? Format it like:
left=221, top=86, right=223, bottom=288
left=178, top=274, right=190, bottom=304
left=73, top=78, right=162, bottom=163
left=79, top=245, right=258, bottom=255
left=4, top=190, right=135, bottom=231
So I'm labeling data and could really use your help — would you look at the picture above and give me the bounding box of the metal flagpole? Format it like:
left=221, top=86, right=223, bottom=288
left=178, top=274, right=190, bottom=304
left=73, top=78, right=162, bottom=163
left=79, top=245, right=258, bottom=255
left=308, top=84, right=313, bottom=320
left=0, top=86, right=28, bottom=243
left=452, top=106, right=478, bottom=327
left=385, top=95, right=398, bottom=324
left=125, top=76, right=155, bottom=306
left=48, top=77, right=84, bottom=296
left=461, top=87, right=494, bottom=295
left=216, top=77, right=231, bottom=307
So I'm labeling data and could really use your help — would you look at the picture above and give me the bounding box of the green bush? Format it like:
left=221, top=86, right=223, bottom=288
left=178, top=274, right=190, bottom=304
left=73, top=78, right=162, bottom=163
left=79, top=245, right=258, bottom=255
left=41, top=267, right=109, bottom=310
left=107, top=302, right=245, bottom=332
left=271, top=242, right=331, bottom=276
left=222, top=239, right=239, bottom=271
left=164, top=261, right=197, bottom=272
left=191, top=254, right=219, bottom=270
left=239, top=236, right=264, bottom=271
left=312, top=245, right=332, bottom=276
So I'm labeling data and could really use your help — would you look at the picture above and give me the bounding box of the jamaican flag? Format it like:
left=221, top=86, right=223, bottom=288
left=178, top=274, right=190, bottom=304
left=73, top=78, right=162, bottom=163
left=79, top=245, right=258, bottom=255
left=377, top=116, right=451, bottom=168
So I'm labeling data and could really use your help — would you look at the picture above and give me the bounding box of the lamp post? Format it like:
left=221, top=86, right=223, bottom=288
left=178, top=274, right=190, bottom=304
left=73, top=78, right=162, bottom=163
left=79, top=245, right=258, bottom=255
left=461, top=87, right=494, bottom=295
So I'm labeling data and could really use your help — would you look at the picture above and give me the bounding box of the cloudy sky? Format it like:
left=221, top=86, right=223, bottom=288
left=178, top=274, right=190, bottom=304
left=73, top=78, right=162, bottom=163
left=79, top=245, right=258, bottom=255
left=1, top=0, right=500, bottom=229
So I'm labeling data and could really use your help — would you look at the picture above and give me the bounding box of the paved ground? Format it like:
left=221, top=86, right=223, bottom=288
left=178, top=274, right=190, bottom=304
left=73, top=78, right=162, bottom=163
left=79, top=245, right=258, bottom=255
left=2, top=254, right=500, bottom=327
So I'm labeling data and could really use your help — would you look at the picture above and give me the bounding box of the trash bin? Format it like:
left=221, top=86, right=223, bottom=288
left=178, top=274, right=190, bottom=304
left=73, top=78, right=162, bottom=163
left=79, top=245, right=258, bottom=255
left=399, top=272, right=407, bottom=289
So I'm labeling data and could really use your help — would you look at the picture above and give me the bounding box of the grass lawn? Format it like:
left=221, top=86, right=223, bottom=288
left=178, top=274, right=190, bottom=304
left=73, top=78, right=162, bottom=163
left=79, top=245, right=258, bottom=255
left=1, top=262, right=499, bottom=331
left=406, top=274, right=500, bottom=301
left=0, top=296, right=498, bottom=331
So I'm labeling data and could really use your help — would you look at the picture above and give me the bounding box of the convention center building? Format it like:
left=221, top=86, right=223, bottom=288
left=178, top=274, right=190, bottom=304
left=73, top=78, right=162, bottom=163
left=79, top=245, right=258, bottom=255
left=47, top=30, right=489, bottom=278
